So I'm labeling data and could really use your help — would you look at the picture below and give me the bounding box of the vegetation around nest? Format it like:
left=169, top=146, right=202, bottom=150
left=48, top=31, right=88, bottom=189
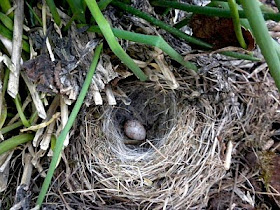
left=0, top=0, right=280, bottom=209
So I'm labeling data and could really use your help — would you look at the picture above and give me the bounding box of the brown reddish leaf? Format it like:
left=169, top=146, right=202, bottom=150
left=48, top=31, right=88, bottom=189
left=190, top=14, right=255, bottom=50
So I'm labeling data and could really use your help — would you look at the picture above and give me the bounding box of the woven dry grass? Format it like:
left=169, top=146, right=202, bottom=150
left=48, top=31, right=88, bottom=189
left=48, top=55, right=279, bottom=209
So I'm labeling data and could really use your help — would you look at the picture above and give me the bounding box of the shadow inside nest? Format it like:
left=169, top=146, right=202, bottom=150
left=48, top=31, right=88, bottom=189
left=106, top=84, right=176, bottom=156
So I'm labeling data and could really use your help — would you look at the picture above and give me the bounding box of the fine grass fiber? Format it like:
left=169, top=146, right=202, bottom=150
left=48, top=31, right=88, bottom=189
left=47, top=57, right=279, bottom=208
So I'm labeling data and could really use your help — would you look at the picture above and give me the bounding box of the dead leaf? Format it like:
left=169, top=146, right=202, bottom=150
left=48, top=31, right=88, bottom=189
left=190, top=14, right=255, bottom=50
left=21, top=54, right=58, bottom=94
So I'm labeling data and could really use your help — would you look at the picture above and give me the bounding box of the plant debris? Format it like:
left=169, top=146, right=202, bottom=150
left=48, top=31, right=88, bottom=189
left=1, top=0, right=280, bottom=209
left=22, top=54, right=57, bottom=94
left=190, top=14, right=255, bottom=50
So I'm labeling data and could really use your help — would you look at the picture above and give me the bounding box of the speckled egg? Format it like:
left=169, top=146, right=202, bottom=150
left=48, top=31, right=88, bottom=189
left=124, top=120, right=146, bottom=141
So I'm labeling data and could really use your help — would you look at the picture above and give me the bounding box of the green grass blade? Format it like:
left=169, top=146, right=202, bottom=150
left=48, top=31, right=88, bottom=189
left=98, top=0, right=113, bottom=10
left=228, top=0, right=247, bottom=49
left=14, top=95, right=31, bottom=127
left=174, top=17, right=190, bottom=29
left=0, top=0, right=13, bottom=18
left=0, top=23, right=30, bottom=53
left=0, top=68, right=9, bottom=129
left=176, top=0, right=274, bottom=28
left=0, top=23, right=12, bottom=38
left=2, top=68, right=9, bottom=95
left=26, top=2, right=43, bottom=26
left=0, top=68, right=8, bottom=129
left=0, top=134, right=34, bottom=155
left=0, top=121, right=23, bottom=135
left=212, top=0, right=275, bottom=13
left=0, top=110, right=38, bottom=135
left=241, top=0, right=280, bottom=90
left=46, top=0, right=61, bottom=26
left=112, top=0, right=212, bottom=49
left=221, top=51, right=260, bottom=61
left=62, top=14, right=76, bottom=32
left=0, top=12, right=13, bottom=31
left=150, top=0, right=280, bottom=21
left=66, top=0, right=86, bottom=23
left=210, top=1, right=280, bottom=60
left=0, top=100, right=7, bottom=129
left=85, top=0, right=147, bottom=81
left=0, top=0, right=11, bottom=13
left=36, top=43, right=103, bottom=207
left=0, top=12, right=28, bottom=39
left=87, top=25, right=197, bottom=70
left=111, top=1, right=259, bottom=61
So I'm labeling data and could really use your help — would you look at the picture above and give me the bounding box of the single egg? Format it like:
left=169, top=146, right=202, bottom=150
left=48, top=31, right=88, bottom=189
left=124, top=120, right=146, bottom=141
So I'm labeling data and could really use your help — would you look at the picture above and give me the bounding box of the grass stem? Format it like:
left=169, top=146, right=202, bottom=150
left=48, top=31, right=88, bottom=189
left=112, top=0, right=212, bottom=49
left=111, top=0, right=259, bottom=61
left=228, top=0, right=247, bottom=49
left=150, top=0, right=280, bottom=21
left=86, top=0, right=147, bottom=81
left=14, top=95, right=31, bottom=127
left=87, top=25, right=197, bottom=70
left=241, top=0, right=280, bottom=90
left=0, top=134, right=34, bottom=155
left=36, top=43, right=103, bottom=207
left=7, top=0, right=24, bottom=98
left=0, top=121, right=23, bottom=135
left=45, top=0, right=61, bottom=26
left=0, top=0, right=13, bottom=18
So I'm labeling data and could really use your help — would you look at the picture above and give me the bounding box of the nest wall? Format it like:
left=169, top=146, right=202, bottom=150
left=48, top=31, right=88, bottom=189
left=49, top=60, right=280, bottom=209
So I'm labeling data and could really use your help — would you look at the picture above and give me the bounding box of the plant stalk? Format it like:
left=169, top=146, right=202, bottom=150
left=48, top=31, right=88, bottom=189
left=150, top=0, right=280, bottom=21
left=241, top=0, right=280, bottom=90
left=111, top=0, right=212, bottom=49
left=36, top=43, right=103, bottom=207
left=0, top=134, right=34, bottom=155
left=228, top=0, right=247, bottom=49
left=86, top=0, right=148, bottom=81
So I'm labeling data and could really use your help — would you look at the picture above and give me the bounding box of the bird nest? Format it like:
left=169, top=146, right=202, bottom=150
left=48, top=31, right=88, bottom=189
left=53, top=59, right=280, bottom=209
left=76, top=85, right=225, bottom=209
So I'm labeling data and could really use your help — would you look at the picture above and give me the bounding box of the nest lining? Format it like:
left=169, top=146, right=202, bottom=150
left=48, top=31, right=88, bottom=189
left=102, top=84, right=177, bottom=161
left=85, top=107, right=225, bottom=209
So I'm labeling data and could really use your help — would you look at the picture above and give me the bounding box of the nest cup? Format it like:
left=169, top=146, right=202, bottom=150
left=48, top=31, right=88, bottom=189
left=64, top=80, right=228, bottom=209
left=103, top=85, right=177, bottom=161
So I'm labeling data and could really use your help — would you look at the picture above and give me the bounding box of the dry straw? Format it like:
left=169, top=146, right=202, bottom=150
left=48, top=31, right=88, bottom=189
left=50, top=54, right=280, bottom=209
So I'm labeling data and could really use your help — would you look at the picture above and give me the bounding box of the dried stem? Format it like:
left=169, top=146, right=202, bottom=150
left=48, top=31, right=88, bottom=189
left=7, top=0, right=24, bottom=98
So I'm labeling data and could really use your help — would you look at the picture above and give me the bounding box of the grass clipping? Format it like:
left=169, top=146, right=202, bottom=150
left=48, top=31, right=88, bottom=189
left=58, top=63, right=279, bottom=209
